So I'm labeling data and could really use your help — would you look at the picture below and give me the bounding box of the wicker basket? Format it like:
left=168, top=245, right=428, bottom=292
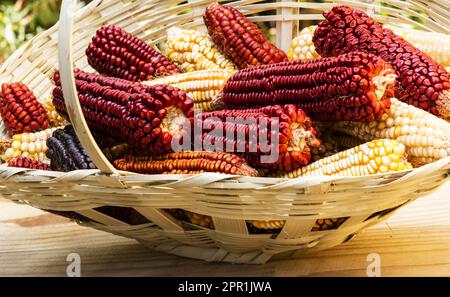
left=0, top=0, right=449, bottom=264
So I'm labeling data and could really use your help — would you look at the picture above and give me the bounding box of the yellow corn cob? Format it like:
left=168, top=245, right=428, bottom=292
left=1, top=127, right=60, bottom=162
left=288, top=26, right=320, bottom=61
left=331, top=98, right=450, bottom=166
left=165, top=27, right=237, bottom=72
left=290, top=25, right=450, bottom=67
left=248, top=217, right=348, bottom=232
left=279, top=139, right=412, bottom=178
left=143, top=69, right=236, bottom=111
left=40, top=97, right=68, bottom=127
left=248, top=220, right=285, bottom=230
left=384, top=25, right=450, bottom=67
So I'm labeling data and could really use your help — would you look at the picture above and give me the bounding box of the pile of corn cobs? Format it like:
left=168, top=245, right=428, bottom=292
left=1, top=4, right=449, bottom=230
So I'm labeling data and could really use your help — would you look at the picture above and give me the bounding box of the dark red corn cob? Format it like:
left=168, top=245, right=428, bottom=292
left=52, top=70, right=194, bottom=154
left=86, top=25, right=181, bottom=81
left=0, top=83, right=50, bottom=136
left=196, top=105, right=320, bottom=172
left=203, top=4, right=288, bottom=69
left=313, top=5, right=450, bottom=120
left=114, top=151, right=258, bottom=176
left=217, top=51, right=396, bottom=121
left=46, top=125, right=96, bottom=172
left=7, top=156, right=49, bottom=170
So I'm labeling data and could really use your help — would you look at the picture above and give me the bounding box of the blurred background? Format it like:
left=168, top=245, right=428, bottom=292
left=0, top=0, right=89, bottom=63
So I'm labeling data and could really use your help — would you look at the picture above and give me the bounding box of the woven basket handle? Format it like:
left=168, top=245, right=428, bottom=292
left=58, top=0, right=117, bottom=174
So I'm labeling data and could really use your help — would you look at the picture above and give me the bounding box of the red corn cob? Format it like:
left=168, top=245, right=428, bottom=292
left=197, top=105, right=320, bottom=172
left=0, top=83, right=50, bottom=136
left=114, top=151, right=258, bottom=176
left=52, top=69, right=194, bottom=154
left=86, top=25, right=181, bottom=81
left=8, top=156, right=49, bottom=170
left=217, top=51, right=396, bottom=121
left=313, top=5, right=450, bottom=120
left=203, top=4, right=288, bottom=69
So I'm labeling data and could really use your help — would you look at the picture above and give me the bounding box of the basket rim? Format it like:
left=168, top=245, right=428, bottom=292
left=1, top=156, right=449, bottom=190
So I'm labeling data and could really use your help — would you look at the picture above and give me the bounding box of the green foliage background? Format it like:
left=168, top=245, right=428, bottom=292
left=0, top=0, right=90, bottom=63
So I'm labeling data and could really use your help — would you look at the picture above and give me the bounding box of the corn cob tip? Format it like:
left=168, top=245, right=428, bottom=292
left=373, top=70, right=397, bottom=100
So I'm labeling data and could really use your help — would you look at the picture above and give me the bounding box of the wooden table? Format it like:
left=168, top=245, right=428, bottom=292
left=1, top=182, right=450, bottom=276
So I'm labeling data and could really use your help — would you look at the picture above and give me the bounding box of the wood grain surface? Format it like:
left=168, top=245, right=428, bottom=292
left=1, top=182, right=449, bottom=276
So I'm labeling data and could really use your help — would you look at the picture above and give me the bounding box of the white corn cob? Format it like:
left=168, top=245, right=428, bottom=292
left=290, top=25, right=450, bottom=67
left=331, top=98, right=450, bottom=166
left=143, top=69, right=236, bottom=111
left=1, top=127, right=60, bottom=162
left=279, top=139, right=412, bottom=178
left=288, top=26, right=320, bottom=61
left=165, top=27, right=237, bottom=72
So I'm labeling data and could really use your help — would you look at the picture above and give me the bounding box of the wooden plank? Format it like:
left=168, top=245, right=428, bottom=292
left=0, top=182, right=449, bottom=276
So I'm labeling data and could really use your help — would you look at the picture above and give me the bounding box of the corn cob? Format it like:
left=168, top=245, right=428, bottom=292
left=311, top=131, right=364, bottom=162
left=52, top=69, right=194, bottom=154
left=330, top=98, right=450, bottom=166
left=203, top=4, right=288, bottom=69
left=310, top=139, right=339, bottom=162
left=7, top=157, right=49, bottom=170
left=384, top=25, right=450, bottom=68
left=102, top=143, right=130, bottom=162
left=248, top=217, right=349, bottom=232
left=143, top=69, right=236, bottom=111
left=278, top=139, right=412, bottom=178
left=1, top=127, right=58, bottom=162
left=40, top=97, right=67, bottom=127
left=86, top=25, right=180, bottom=81
left=248, top=220, right=285, bottom=231
left=114, top=151, right=258, bottom=176
left=313, top=6, right=450, bottom=120
left=0, top=83, right=50, bottom=136
left=288, top=26, right=320, bottom=61
left=46, top=125, right=96, bottom=171
left=165, top=27, right=237, bottom=72
left=312, top=217, right=348, bottom=231
left=290, top=25, right=450, bottom=67
left=165, top=209, right=214, bottom=229
left=198, top=105, right=320, bottom=172
left=218, top=51, right=397, bottom=122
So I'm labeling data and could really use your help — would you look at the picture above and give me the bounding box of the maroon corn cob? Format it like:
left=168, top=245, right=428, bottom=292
left=217, top=51, right=396, bottom=121
left=52, top=69, right=194, bottom=154
left=114, top=151, right=258, bottom=176
left=86, top=25, right=181, bottom=81
left=203, top=4, right=288, bottom=69
left=0, top=83, right=50, bottom=136
left=196, top=105, right=320, bottom=172
left=7, top=156, right=49, bottom=170
left=313, top=5, right=450, bottom=120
